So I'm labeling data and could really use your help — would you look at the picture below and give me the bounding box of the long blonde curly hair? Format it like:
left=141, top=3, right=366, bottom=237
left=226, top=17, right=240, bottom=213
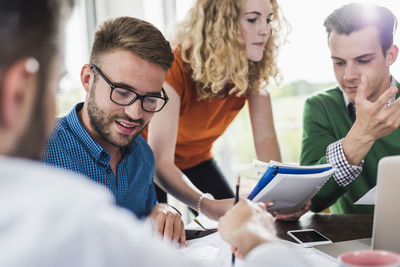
left=171, top=0, right=289, bottom=100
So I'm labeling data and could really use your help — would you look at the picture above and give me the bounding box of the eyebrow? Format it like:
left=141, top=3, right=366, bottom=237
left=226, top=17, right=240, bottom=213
left=331, top=53, right=375, bottom=61
left=113, top=81, right=135, bottom=90
left=242, top=11, right=274, bottom=17
left=243, top=11, right=262, bottom=16
left=354, top=53, right=375, bottom=60
left=112, top=81, right=162, bottom=97
left=144, top=91, right=162, bottom=97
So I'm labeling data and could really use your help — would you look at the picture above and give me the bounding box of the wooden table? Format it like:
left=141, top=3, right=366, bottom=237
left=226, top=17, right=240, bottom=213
left=275, top=212, right=373, bottom=242
left=186, top=213, right=373, bottom=241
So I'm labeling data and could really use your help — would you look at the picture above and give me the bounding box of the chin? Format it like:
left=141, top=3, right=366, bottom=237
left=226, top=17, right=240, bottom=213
left=247, top=53, right=264, bottom=62
left=248, top=57, right=263, bottom=62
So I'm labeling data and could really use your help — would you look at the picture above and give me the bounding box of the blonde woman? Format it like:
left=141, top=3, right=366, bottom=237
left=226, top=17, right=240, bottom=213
left=146, top=0, right=309, bottom=221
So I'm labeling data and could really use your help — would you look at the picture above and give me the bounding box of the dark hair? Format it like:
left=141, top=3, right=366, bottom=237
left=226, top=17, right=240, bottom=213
left=90, top=16, right=174, bottom=71
left=0, top=0, right=74, bottom=77
left=324, top=3, right=397, bottom=54
left=0, top=0, right=74, bottom=159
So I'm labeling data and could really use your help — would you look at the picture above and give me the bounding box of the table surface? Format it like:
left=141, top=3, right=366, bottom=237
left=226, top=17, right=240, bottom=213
left=185, top=212, right=373, bottom=242
left=275, top=212, right=373, bottom=242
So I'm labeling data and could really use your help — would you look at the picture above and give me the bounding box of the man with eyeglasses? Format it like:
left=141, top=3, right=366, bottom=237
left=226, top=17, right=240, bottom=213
left=43, top=16, right=186, bottom=245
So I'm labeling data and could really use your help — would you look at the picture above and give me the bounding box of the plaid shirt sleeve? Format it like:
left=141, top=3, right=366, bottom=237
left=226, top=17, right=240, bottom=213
left=326, top=138, right=364, bottom=187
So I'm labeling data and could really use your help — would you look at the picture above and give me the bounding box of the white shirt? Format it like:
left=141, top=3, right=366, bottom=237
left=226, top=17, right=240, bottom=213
left=0, top=156, right=308, bottom=267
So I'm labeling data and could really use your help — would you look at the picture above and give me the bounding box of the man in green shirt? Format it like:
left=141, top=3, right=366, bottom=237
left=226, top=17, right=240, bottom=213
left=301, top=3, right=400, bottom=214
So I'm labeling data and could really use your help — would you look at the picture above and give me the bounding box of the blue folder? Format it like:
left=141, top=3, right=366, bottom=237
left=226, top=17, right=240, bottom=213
left=247, top=165, right=332, bottom=200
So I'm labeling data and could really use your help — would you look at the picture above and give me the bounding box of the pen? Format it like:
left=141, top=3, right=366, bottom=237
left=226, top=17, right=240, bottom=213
left=232, top=176, right=240, bottom=267
left=235, top=176, right=240, bottom=204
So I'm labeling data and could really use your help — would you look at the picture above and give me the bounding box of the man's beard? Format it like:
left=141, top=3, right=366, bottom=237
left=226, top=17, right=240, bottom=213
left=86, top=87, right=146, bottom=148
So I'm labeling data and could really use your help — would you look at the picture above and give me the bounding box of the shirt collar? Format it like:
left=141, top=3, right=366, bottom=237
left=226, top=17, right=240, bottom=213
left=65, top=103, right=135, bottom=163
left=66, top=103, right=110, bottom=164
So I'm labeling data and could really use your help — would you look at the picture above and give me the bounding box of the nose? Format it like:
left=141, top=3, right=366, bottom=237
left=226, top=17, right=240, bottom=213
left=343, top=63, right=359, bottom=81
left=259, top=21, right=270, bottom=37
left=124, top=99, right=143, bottom=120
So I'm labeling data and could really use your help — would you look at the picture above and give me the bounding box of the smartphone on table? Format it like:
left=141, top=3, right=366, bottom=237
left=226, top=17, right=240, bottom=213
left=287, top=229, right=332, bottom=247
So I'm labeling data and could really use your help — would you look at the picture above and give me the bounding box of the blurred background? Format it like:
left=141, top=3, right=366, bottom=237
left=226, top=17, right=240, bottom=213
left=59, top=0, right=400, bottom=192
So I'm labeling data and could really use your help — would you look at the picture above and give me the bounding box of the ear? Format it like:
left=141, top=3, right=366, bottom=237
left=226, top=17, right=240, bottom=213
left=0, top=59, right=38, bottom=128
left=385, top=44, right=398, bottom=67
left=80, top=64, right=93, bottom=93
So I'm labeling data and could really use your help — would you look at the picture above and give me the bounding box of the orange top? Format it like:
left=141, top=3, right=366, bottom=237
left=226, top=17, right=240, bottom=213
left=143, top=51, right=247, bottom=170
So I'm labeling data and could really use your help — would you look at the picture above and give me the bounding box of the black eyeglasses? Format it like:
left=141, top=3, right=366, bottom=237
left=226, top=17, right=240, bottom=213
left=90, top=64, right=168, bottom=113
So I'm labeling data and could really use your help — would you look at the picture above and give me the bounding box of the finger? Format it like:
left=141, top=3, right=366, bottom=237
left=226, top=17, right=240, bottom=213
left=255, top=201, right=267, bottom=211
left=171, top=214, right=182, bottom=243
left=276, top=207, right=307, bottom=221
left=267, top=208, right=277, bottom=216
left=355, top=75, right=369, bottom=104
left=375, top=86, right=398, bottom=107
left=231, top=246, right=244, bottom=259
left=386, top=96, right=400, bottom=121
left=264, top=201, right=274, bottom=210
left=179, top=220, right=186, bottom=247
left=304, top=200, right=311, bottom=211
left=162, top=212, right=174, bottom=241
left=153, top=213, right=166, bottom=236
left=238, top=198, right=248, bottom=206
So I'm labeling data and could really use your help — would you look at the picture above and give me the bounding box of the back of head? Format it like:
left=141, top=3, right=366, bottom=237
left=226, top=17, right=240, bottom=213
left=90, top=16, right=174, bottom=71
left=324, top=3, right=397, bottom=53
left=0, top=0, right=73, bottom=81
left=0, top=0, right=73, bottom=159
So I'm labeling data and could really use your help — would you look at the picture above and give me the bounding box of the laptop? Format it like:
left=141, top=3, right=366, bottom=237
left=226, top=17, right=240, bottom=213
left=314, top=155, right=400, bottom=258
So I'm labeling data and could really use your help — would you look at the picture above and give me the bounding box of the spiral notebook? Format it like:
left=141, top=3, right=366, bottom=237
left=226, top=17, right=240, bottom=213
left=246, top=160, right=335, bottom=214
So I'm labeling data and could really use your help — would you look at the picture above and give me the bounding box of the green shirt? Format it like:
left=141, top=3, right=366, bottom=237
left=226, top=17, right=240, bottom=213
left=300, top=86, right=400, bottom=214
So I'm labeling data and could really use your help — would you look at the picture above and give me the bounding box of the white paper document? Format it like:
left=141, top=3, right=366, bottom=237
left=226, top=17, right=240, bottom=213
left=252, top=169, right=334, bottom=213
left=354, top=186, right=376, bottom=205
left=177, top=232, right=236, bottom=267
left=179, top=233, right=339, bottom=267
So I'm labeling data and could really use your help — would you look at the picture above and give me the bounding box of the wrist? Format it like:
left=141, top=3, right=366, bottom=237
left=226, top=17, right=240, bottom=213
left=343, top=131, right=374, bottom=165
left=348, top=121, right=376, bottom=146
left=197, top=193, right=215, bottom=214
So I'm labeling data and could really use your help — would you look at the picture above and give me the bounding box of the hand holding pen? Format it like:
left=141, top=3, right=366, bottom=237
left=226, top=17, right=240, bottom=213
left=218, top=189, right=278, bottom=261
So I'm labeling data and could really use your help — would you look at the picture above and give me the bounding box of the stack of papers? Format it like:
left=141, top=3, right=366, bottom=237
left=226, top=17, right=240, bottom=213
left=246, top=160, right=335, bottom=214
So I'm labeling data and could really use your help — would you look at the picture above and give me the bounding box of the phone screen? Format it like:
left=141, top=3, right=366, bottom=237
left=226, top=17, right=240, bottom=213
left=290, top=230, right=330, bottom=242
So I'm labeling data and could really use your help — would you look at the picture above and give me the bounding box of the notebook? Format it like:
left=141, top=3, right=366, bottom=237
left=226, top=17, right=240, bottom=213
left=314, top=155, right=400, bottom=258
left=246, top=160, right=334, bottom=214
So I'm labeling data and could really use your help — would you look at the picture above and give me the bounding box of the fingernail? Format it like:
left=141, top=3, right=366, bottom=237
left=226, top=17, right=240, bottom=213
left=391, top=87, right=397, bottom=94
left=268, top=202, right=274, bottom=207
left=361, top=75, right=365, bottom=82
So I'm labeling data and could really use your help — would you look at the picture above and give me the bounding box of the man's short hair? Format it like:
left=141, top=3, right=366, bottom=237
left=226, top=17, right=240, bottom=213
left=324, top=3, right=398, bottom=54
left=90, top=16, right=174, bottom=71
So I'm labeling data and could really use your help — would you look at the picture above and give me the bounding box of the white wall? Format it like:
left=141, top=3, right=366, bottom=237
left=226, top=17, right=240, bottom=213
left=94, top=0, right=175, bottom=34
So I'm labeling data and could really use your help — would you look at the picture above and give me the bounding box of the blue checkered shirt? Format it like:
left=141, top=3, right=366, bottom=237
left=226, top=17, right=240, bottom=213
left=43, top=103, right=157, bottom=218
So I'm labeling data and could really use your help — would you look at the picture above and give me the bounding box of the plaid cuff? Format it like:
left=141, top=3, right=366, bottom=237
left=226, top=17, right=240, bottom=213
left=326, top=139, right=363, bottom=187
